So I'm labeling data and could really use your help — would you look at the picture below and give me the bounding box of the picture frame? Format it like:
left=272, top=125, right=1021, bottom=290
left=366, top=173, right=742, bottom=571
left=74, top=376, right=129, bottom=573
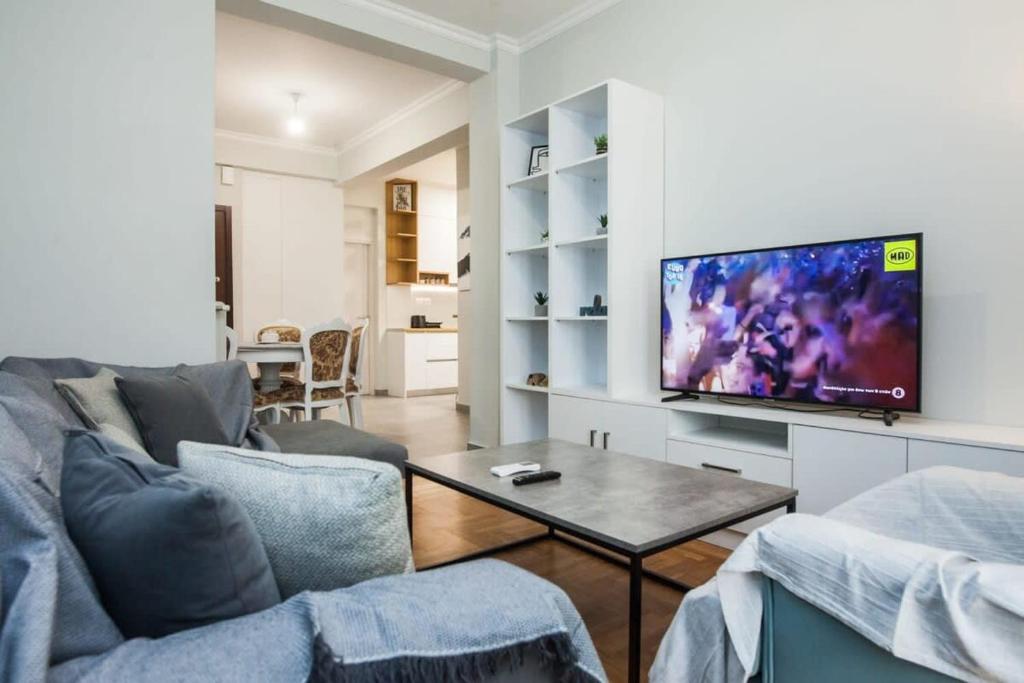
left=528, top=145, right=549, bottom=176
left=392, top=183, right=414, bottom=212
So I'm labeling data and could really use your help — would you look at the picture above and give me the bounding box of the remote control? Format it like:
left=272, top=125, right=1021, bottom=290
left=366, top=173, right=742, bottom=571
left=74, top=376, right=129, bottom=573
left=512, top=470, right=562, bottom=486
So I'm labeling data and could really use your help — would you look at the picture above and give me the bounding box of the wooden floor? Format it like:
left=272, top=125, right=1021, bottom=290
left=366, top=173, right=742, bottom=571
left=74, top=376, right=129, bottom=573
left=362, top=395, right=731, bottom=683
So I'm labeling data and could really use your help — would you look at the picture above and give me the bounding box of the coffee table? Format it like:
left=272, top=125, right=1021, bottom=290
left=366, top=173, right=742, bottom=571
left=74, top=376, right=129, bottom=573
left=405, top=439, right=797, bottom=683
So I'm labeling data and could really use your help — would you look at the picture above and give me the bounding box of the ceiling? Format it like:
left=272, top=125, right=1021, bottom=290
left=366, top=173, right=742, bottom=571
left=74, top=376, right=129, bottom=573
left=216, top=11, right=456, bottom=149
left=394, top=147, right=458, bottom=188
left=384, top=0, right=601, bottom=40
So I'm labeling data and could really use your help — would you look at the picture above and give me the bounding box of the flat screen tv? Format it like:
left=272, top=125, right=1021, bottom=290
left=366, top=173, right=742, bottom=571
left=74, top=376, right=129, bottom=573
left=661, top=233, right=922, bottom=412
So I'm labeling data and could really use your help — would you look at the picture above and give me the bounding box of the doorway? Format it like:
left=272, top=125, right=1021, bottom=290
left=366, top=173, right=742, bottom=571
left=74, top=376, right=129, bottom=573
left=214, top=205, right=234, bottom=328
left=343, top=240, right=372, bottom=394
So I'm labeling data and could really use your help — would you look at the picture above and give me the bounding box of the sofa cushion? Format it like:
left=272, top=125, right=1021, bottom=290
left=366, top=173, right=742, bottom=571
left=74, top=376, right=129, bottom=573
left=115, top=374, right=231, bottom=466
left=60, top=431, right=281, bottom=639
left=0, top=357, right=280, bottom=453
left=0, top=408, right=124, bottom=672
left=54, top=368, right=145, bottom=449
left=178, top=441, right=413, bottom=598
left=262, top=419, right=408, bottom=472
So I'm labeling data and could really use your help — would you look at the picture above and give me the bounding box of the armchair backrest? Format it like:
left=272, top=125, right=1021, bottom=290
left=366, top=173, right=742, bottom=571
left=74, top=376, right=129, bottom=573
left=346, top=317, right=369, bottom=395
left=301, top=319, right=352, bottom=391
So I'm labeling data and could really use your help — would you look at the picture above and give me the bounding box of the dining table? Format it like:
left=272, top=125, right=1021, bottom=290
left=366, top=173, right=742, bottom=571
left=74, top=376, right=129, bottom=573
left=236, top=343, right=304, bottom=392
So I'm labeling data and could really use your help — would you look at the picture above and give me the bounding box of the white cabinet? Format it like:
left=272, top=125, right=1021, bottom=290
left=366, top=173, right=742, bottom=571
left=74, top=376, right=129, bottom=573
left=549, top=394, right=666, bottom=460
left=792, top=427, right=907, bottom=515
left=908, top=440, right=1024, bottom=477
left=666, top=440, right=791, bottom=533
left=386, top=330, right=458, bottom=397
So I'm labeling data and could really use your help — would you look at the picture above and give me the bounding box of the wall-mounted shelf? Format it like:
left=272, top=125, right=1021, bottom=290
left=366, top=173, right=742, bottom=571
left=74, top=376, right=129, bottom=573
left=385, top=178, right=419, bottom=285
left=554, top=315, right=608, bottom=321
left=506, top=382, right=549, bottom=394
left=507, top=171, right=549, bottom=192
left=556, top=153, right=608, bottom=180
left=554, top=234, right=607, bottom=249
left=506, top=243, right=550, bottom=255
left=506, top=316, right=548, bottom=322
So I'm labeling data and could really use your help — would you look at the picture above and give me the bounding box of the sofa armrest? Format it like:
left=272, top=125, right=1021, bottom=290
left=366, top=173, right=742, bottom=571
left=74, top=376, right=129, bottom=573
left=51, top=560, right=605, bottom=683
left=262, top=419, right=407, bottom=472
left=177, top=442, right=412, bottom=598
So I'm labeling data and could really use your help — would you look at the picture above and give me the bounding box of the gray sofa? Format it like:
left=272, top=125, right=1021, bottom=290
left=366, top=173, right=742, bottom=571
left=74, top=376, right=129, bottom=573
left=0, top=357, right=606, bottom=682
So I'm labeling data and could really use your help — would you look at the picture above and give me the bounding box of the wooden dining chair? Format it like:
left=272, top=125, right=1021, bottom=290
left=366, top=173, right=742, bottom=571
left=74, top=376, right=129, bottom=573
left=279, top=318, right=352, bottom=422
left=224, top=326, right=238, bottom=361
left=345, top=317, right=369, bottom=428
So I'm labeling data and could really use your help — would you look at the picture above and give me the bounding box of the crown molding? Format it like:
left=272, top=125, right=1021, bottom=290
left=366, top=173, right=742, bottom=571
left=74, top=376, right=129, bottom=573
left=518, top=0, right=625, bottom=52
left=334, top=0, right=492, bottom=51
left=338, top=79, right=466, bottom=154
left=214, top=128, right=338, bottom=156
left=334, top=0, right=624, bottom=57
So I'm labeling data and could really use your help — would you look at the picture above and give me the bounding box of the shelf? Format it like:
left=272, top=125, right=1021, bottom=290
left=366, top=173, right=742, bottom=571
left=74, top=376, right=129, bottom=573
left=554, top=234, right=607, bottom=249
left=506, top=316, right=548, bottom=322
left=390, top=257, right=417, bottom=262
left=550, top=384, right=608, bottom=400
left=554, top=316, right=607, bottom=321
left=506, top=382, right=549, bottom=394
left=667, top=426, right=790, bottom=459
left=505, top=106, right=549, bottom=134
left=507, top=171, right=549, bottom=192
left=394, top=232, right=417, bottom=238
left=555, top=153, right=608, bottom=180
left=506, top=242, right=549, bottom=255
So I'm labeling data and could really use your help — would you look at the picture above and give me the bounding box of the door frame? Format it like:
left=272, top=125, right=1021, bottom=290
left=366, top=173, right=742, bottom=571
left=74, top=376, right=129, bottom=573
left=344, top=237, right=375, bottom=394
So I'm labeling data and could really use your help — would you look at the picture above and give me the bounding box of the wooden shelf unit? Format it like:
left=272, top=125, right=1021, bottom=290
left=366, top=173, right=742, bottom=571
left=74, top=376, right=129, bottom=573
left=385, top=178, right=419, bottom=285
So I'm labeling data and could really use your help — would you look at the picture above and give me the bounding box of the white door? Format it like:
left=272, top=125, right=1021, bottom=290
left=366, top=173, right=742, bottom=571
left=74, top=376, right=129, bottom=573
left=343, top=241, right=371, bottom=394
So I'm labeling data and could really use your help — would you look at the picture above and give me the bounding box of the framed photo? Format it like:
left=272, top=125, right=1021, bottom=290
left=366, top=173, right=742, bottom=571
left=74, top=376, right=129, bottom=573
left=528, top=145, right=549, bottom=176
left=392, top=183, right=414, bottom=212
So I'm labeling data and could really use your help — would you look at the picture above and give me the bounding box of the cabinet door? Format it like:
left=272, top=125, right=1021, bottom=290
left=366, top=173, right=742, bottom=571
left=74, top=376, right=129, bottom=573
left=403, top=335, right=428, bottom=391
left=549, top=395, right=601, bottom=447
left=599, top=403, right=667, bottom=461
left=667, top=440, right=791, bottom=533
left=792, top=427, right=907, bottom=515
left=425, top=333, right=458, bottom=361
left=908, top=441, right=1024, bottom=477
left=425, top=360, right=458, bottom=389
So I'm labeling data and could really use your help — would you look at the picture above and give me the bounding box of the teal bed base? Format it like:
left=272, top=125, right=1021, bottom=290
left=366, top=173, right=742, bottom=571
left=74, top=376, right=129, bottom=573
left=757, top=578, right=957, bottom=682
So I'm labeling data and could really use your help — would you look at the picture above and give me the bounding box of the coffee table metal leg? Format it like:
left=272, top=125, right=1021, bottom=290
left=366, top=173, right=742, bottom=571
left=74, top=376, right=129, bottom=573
left=405, top=472, right=413, bottom=545
left=628, top=554, right=642, bottom=683
left=786, top=498, right=796, bottom=514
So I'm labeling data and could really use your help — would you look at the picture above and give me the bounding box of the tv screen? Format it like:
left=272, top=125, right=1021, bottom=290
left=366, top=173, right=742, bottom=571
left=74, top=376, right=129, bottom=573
left=661, top=233, right=922, bottom=412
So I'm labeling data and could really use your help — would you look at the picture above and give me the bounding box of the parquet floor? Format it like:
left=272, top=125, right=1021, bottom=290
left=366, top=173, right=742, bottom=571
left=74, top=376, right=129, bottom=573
left=361, top=394, right=731, bottom=682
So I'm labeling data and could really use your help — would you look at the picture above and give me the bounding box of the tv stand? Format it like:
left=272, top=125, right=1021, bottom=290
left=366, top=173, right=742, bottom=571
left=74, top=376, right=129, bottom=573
left=661, top=392, right=700, bottom=403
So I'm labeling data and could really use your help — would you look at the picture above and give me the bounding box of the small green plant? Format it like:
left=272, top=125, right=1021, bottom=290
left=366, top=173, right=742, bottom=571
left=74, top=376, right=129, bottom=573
left=594, top=134, right=608, bottom=154
left=534, top=291, right=549, bottom=306
left=598, top=214, right=608, bottom=228
left=540, top=229, right=549, bottom=241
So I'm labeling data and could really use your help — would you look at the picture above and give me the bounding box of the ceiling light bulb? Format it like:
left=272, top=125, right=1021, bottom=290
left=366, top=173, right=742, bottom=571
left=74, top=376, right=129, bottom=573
left=286, top=92, right=305, bottom=136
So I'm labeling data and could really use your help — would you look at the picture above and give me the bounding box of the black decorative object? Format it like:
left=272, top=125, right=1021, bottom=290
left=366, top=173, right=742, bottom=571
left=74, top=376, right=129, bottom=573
left=528, top=145, right=549, bottom=176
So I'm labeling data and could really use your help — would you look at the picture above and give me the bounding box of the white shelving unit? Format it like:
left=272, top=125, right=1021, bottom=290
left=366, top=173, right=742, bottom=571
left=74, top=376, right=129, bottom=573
left=500, top=80, right=664, bottom=444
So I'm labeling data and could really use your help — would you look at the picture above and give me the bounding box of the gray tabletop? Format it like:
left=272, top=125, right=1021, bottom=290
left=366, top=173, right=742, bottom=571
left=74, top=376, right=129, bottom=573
left=406, top=439, right=798, bottom=555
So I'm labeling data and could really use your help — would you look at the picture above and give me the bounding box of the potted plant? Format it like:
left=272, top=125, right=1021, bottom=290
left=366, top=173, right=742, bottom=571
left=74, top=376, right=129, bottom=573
left=594, top=134, right=608, bottom=155
left=540, top=229, right=549, bottom=242
left=596, top=214, right=608, bottom=235
left=534, top=291, right=549, bottom=317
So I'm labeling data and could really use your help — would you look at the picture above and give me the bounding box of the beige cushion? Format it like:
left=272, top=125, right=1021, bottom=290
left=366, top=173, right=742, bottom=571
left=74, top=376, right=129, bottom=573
left=55, top=368, right=145, bottom=449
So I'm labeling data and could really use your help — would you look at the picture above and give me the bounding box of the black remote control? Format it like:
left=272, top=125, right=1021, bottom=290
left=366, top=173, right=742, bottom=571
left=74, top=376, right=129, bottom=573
left=513, top=470, right=561, bottom=486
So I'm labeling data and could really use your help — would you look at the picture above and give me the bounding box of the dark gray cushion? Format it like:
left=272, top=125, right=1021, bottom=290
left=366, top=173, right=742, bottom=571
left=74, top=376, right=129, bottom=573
left=60, top=431, right=281, bottom=639
left=262, top=420, right=408, bottom=472
left=115, top=374, right=231, bottom=466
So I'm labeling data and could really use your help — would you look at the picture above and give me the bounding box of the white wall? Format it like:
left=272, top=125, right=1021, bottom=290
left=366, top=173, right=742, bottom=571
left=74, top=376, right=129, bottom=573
left=0, top=0, right=215, bottom=364
left=233, top=169, right=346, bottom=342
left=518, top=0, right=1024, bottom=428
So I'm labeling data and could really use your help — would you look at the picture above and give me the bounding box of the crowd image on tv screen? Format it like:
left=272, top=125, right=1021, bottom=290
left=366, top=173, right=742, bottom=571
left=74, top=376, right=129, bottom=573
left=661, top=238, right=920, bottom=410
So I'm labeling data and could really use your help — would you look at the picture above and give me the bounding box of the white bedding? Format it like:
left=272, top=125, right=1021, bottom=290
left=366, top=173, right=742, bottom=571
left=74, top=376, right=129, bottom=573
left=650, top=467, right=1024, bottom=683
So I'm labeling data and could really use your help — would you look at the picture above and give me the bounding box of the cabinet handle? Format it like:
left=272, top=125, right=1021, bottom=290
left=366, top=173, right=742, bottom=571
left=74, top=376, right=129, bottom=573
left=701, top=462, right=741, bottom=476
left=589, top=429, right=597, bottom=447
left=603, top=432, right=609, bottom=450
